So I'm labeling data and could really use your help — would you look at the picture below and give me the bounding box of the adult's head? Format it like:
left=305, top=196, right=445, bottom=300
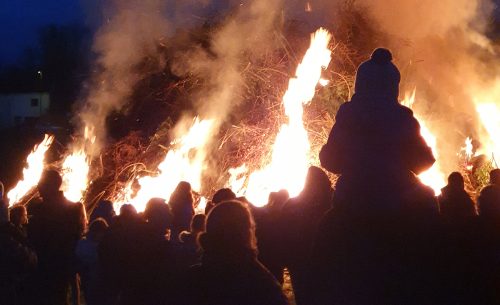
left=169, top=181, right=194, bottom=208
left=37, top=170, right=63, bottom=199
left=199, top=200, right=257, bottom=259
left=490, top=169, right=500, bottom=186
left=268, top=189, right=289, bottom=210
left=90, top=200, right=115, bottom=224
left=302, top=166, right=332, bottom=201
left=87, top=218, right=108, bottom=242
left=119, top=203, right=138, bottom=221
left=354, top=48, right=401, bottom=101
left=447, top=172, right=465, bottom=190
left=144, top=198, right=173, bottom=233
left=191, top=213, right=206, bottom=233
left=212, top=188, right=236, bottom=205
left=9, top=205, right=28, bottom=227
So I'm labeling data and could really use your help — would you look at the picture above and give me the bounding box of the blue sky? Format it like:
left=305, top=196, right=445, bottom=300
left=0, top=0, right=84, bottom=64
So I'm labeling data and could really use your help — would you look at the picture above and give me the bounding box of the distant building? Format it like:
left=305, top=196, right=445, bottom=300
left=0, top=92, right=50, bottom=128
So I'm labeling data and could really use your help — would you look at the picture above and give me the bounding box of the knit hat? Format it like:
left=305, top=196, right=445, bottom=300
left=354, top=48, right=401, bottom=100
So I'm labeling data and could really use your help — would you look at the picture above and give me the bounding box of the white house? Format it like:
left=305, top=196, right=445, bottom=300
left=0, top=92, right=50, bottom=128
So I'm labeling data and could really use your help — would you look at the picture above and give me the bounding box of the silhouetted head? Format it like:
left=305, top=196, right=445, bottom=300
left=191, top=213, right=206, bottom=233
left=9, top=205, right=28, bottom=226
left=355, top=48, right=401, bottom=101
left=268, top=189, right=289, bottom=210
left=447, top=172, right=465, bottom=190
left=87, top=218, right=108, bottom=241
left=144, top=198, right=173, bottom=234
left=37, top=170, right=62, bottom=199
left=119, top=203, right=138, bottom=220
left=302, top=166, right=332, bottom=201
left=169, top=181, right=194, bottom=208
left=199, top=200, right=257, bottom=259
left=90, top=200, right=115, bottom=224
left=490, top=169, right=500, bottom=186
left=212, top=188, right=236, bottom=205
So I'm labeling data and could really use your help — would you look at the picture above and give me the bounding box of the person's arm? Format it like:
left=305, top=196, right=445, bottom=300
left=402, top=114, right=436, bottom=175
left=319, top=105, right=349, bottom=174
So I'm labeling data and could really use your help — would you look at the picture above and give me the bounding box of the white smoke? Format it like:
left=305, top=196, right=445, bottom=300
left=77, top=0, right=171, bottom=155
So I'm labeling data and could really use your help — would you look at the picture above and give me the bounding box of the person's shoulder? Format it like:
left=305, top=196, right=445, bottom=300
left=396, top=104, right=414, bottom=115
left=480, top=184, right=500, bottom=196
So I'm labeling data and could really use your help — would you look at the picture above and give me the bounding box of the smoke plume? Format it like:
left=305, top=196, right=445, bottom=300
left=354, top=0, right=498, bottom=173
left=77, top=0, right=170, bottom=155
left=171, top=0, right=284, bottom=131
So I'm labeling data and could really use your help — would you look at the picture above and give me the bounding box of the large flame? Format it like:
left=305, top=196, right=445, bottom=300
left=229, top=28, right=332, bottom=206
left=475, top=103, right=500, bottom=164
left=468, top=80, right=500, bottom=167
left=7, top=134, right=54, bottom=205
left=402, top=90, right=447, bottom=195
left=61, top=126, right=93, bottom=202
left=61, top=148, right=90, bottom=202
left=115, top=118, right=214, bottom=213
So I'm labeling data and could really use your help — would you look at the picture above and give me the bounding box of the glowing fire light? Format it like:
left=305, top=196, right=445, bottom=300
left=461, top=137, right=474, bottom=160
left=229, top=28, right=332, bottom=206
left=468, top=80, right=500, bottom=168
left=61, top=148, right=90, bottom=202
left=402, top=90, right=446, bottom=195
left=61, top=126, right=94, bottom=202
left=476, top=103, right=500, bottom=164
left=7, top=134, right=54, bottom=205
left=115, top=118, right=214, bottom=213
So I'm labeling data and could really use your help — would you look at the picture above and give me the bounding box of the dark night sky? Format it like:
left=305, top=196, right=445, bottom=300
left=0, top=0, right=499, bottom=65
left=0, top=0, right=84, bottom=64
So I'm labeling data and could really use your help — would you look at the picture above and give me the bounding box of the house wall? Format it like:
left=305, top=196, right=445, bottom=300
left=0, top=93, right=50, bottom=128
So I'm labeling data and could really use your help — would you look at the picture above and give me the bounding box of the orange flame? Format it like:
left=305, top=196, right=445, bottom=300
left=476, top=103, right=500, bottom=164
left=229, top=28, right=332, bottom=206
left=7, top=134, right=54, bottom=205
left=61, top=148, right=90, bottom=202
left=115, top=118, right=214, bottom=213
left=468, top=80, right=500, bottom=167
left=61, top=126, right=94, bottom=202
left=402, top=89, right=446, bottom=195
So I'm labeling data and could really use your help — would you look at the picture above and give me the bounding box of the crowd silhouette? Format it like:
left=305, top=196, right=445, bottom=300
left=1, top=48, right=500, bottom=305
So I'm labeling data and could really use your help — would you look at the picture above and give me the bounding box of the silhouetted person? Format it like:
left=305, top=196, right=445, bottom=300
left=314, top=48, right=440, bottom=305
left=76, top=218, right=108, bottom=305
left=439, top=172, right=476, bottom=221
left=252, top=189, right=289, bottom=285
left=437, top=173, right=481, bottom=304
left=28, top=170, right=86, bottom=305
left=183, top=200, right=288, bottom=305
left=282, top=166, right=332, bottom=305
left=99, top=201, right=175, bottom=305
left=475, top=169, right=500, bottom=304
left=169, top=181, right=195, bottom=241
left=319, top=48, right=435, bottom=209
left=205, top=188, right=236, bottom=214
left=144, top=198, right=173, bottom=239
left=9, top=204, right=28, bottom=242
left=0, top=199, right=37, bottom=305
left=478, top=169, right=500, bottom=220
left=178, top=214, right=206, bottom=267
left=89, top=200, right=115, bottom=225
